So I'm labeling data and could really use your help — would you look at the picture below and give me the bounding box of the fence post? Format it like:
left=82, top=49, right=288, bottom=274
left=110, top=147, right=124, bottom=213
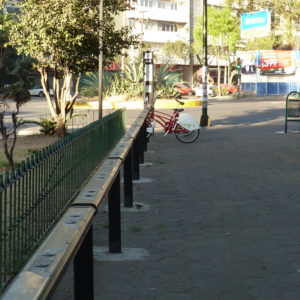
left=132, top=137, right=140, bottom=180
left=74, top=225, right=94, bottom=300
left=142, top=122, right=148, bottom=152
left=108, top=172, right=121, bottom=253
left=138, top=130, right=144, bottom=164
left=124, top=148, right=133, bottom=207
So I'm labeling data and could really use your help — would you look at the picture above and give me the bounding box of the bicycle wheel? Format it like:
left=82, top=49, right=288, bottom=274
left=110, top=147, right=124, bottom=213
left=174, top=124, right=200, bottom=143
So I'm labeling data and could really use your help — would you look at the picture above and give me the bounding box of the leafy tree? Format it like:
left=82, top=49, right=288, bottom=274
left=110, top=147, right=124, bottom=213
left=0, top=14, right=9, bottom=69
left=8, top=0, right=138, bottom=136
left=194, top=6, right=241, bottom=94
left=10, top=56, right=34, bottom=89
left=0, top=51, right=33, bottom=167
left=245, top=35, right=280, bottom=51
left=0, top=0, right=5, bottom=9
left=162, top=41, right=191, bottom=63
left=225, top=0, right=300, bottom=49
left=0, top=13, right=18, bottom=90
left=0, top=86, right=31, bottom=167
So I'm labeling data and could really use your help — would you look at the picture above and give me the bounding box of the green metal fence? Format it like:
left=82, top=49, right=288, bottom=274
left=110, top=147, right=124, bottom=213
left=0, top=108, right=126, bottom=291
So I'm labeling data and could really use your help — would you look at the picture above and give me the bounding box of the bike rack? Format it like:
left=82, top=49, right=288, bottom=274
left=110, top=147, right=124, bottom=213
left=285, top=91, right=300, bottom=133
left=1, top=109, right=150, bottom=300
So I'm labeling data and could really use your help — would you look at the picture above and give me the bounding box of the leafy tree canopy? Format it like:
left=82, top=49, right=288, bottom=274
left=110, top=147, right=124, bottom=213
left=194, top=6, right=241, bottom=58
left=0, top=0, right=5, bottom=9
left=9, top=0, right=138, bottom=75
left=162, top=41, right=190, bottom=62
left=225, top=0, right=300, bottom=49
left=0, top=13, right=13, bottom=68
left=7, top=0, right=139, bottom=135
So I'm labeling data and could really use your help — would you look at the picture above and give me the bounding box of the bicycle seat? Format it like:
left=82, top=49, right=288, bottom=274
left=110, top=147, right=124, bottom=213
left=175, top=108, right=184, bottom=112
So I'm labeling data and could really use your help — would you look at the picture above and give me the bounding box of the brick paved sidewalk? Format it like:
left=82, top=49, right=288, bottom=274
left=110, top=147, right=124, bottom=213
left=54, top=99, right=300, bottom=300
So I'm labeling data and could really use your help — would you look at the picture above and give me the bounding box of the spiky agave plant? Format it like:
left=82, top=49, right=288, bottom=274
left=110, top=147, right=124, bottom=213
left=80, top=71, right=121, bottom=97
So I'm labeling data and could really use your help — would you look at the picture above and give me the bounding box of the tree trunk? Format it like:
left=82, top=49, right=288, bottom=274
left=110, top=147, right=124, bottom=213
left=2, top=136, right=14, bottom=167
left=39, top=68, right=57, bottom=119
left=55, top=115, right=67, bottom=137
left=230, top=70, right=238, bottom=84
left=217, top=58, right=221, bottom=96
left=39, top=68, right=80, bottom=137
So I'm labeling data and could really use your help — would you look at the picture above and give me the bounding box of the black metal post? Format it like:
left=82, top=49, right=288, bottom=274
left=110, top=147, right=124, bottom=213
left=98, top=0, right=103, bottom=119
left=138, top=130, right=144, bottom=164
left=132, top=136, right=140, bottom=180
left=74, top=225, right=94, bottom=300
left=200, top=0, right=209, bottom=127
left=143, top=122, right=148, bottom=152
left=108, top=172, right=121, bottom=253
left=124, top=148, right=133, bottom=207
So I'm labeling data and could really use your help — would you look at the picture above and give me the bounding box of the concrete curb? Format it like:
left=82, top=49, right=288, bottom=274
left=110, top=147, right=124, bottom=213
left=74, top=99, right=202, bottom=110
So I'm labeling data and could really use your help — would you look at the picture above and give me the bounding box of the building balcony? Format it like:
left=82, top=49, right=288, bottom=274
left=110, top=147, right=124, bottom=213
left=132, top=28, right=189, bottom=44
left=126, top=8, right=189, bottom=24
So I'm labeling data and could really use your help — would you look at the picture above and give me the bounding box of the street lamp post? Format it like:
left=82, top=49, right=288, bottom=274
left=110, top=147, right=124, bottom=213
left=98, top=0, right=103, bottom=119
left=200, top=0, right=209, bottom=127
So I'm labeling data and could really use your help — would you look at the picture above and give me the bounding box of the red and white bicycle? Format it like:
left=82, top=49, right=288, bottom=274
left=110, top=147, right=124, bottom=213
left=146, top=99, right=200, bottom=143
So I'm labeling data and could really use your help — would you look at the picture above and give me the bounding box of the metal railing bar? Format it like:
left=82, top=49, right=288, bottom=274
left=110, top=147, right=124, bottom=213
left=1, top=206, right=96, bottom=300
left=71, top=158, right=122, bottom=209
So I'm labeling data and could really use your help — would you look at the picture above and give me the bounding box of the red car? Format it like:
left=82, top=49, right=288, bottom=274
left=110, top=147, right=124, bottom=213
left=221, top=84, right=239, bottom=94
left=173, top=84, right=195, bottom=95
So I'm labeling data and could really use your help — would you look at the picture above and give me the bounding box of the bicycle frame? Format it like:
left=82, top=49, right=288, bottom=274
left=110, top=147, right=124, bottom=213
left=148, top=109, right=180, bottom=135
left=146, top=100, right=200, bottom=143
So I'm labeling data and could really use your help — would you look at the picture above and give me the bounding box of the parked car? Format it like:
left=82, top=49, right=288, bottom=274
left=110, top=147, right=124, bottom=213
left=221, top=84, right=239, bottom=94
left=28, top=86, right=54, bottom=97
left=195, top=84, right=217, bottom=97
left=173, top=83, right=195, bottom=95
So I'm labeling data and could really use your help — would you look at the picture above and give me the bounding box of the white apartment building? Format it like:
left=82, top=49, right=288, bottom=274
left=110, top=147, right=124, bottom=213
left=123, top=0, right=226, bottom=83
left=127, top=0, right=190, bottom=64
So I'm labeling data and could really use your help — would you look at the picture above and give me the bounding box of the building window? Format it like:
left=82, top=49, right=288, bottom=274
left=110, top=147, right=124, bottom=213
left=158, top=23, right=177, bottom=32
left=128, top=19, right=136, bottom=28
left=144, top=22, right=153, bottom=30
left=158, top=0, right=165, bottom=8
left=140, top=0, right=153, bottom=7
left=170, top=2, right=177, bottom=10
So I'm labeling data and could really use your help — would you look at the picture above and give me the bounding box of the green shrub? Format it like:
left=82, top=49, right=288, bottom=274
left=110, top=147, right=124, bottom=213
left=156, top=86, right=181, bottom=99
left=38, top=118, right=57, bottom=135
left=80, top=62, right=183, bottom=100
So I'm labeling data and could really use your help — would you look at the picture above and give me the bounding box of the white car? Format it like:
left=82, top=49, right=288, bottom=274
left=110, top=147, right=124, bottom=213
left=195, top=85, right=216, bottom=97
left=28, top=86, right=54, bottom=97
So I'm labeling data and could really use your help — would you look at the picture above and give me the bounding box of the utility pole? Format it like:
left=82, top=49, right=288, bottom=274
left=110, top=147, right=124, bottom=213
left=98, top=0, right=103, bottom=119
left=236, top=57, right=241, bottom=98
left=200, top=0, right=209, bottom=127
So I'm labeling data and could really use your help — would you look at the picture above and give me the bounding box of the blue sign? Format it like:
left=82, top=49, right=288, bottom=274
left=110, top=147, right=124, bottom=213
left=241, top=11, right=270, bottom=38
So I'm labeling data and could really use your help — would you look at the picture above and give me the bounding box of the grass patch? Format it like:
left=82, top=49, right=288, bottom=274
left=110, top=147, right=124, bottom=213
left=0, top=135, right=59, bottom=169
